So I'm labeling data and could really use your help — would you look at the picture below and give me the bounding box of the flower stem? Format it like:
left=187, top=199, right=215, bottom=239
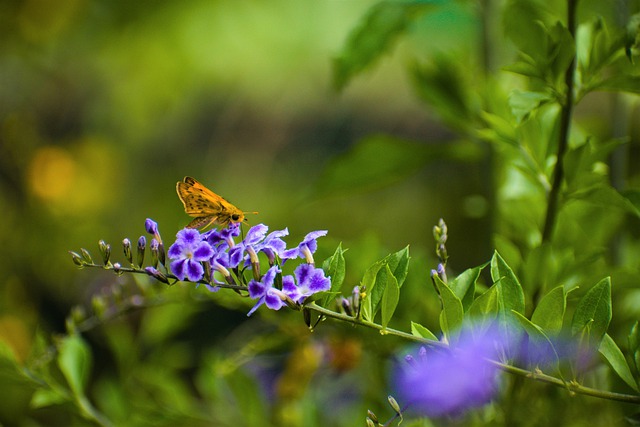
left=541, top=0, right=579, bottom=243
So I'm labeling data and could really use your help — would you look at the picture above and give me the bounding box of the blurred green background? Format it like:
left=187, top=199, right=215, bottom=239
left=1, top=0, right=638, bottom=426
left=1, top=0, right=486, bottom=342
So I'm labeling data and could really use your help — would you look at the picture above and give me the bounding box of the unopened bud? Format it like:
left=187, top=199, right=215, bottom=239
left=352, top=286, right=361, bottom=317
left=366, top=410, right=379, bottom=424
left=340, top=297, right=353, bottom=316
left=137, top=236, right=146, bottom=267
left=69, top=251, right=84, bottom=267
left=145, top=267, right=169, bottom=284
left=98, top=240, right=111, bottom=265
left=91, top=295, right=107, bottom=318
left=158, top=242, right=166, bottom=265
left=388, top=395, right=401, bottom=414
left=80, top=248, right=93, bottom=264
left=123, top=238, right=133, bottom=264
left=150, top=239, right=159, bottom=268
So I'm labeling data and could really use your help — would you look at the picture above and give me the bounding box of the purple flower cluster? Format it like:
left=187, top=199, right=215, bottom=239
left=166, top=222, right=331, bottom=316
left=394, top=324, right=504, bottom=418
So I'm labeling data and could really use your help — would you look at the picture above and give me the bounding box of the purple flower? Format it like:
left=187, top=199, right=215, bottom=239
left=168, top=229, right=214, bottom=282
left=282, top=264, right=331, bottom=304
left=394, top=325, right=503, bottom=418
left=205, top=222, right=242, bottom=249
left=254, top=228, right=288, bottom=264
left=145, top=218, right=158, bottom=235
left=281, top=230, right=327, bottom=264
left=247, top=266, right=288, bottom=316
left=145, top=218, right=163, bottom=244
left=209, top=248, right=232, bottom=285
left=229, top=224, right=268, bottom=267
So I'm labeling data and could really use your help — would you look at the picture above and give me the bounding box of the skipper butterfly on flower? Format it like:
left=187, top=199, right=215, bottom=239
left=176, top=176, right=258, bottom=229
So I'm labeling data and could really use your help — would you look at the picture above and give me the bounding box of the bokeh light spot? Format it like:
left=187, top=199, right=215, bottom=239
left=28, top=145, right=77, bottom=203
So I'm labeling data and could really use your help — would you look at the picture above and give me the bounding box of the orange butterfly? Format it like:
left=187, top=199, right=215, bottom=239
left=176, top=176, right=258, bottom=229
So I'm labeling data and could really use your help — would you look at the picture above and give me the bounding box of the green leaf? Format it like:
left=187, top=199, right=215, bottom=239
left=321, top=243, right=347, bottom=307
left=491, top=251, right=525, bottom=315
left=503, top=0, right=550, bottom=62
left=58, top=335, right=91, bottom=397
left=411, top=56, right=475, bottom=130
left=477, top=111, right=518, bottom=148
left=567, top=183, right=640, bottom=218
left=433, top=276, right=464, bottom=342
left=599, top=333, right=639, bottom=391
left=381, top=265, right=400, bottom=329
left=390, top=245, right=411, bottom=288
left=449, top=264, right=486, bottom=312
left=31, top=389, right=68, bottom=409
left=622, top=190, right=640, bottom=214
left=508, top=90, right=553, bottom=123
left=360, top=260, right=384, bottom=322
left=314, top=135, right=481, bottom=198
left=571, top=277, right=612, bottom=344
left=628, top=321, right=640, bottom=374
left=411, top=321, right=439, bottom=341
left=531, top=285, right=566, bottom=336
left=467, top=284, right=499, bottom=321
left=511, top=310, right=560, bottom=371
left=333, top=1, right=441, bottom=90
left=362, top=246, right=410, bottom=322
left=593, top=76, right=640, bottom=94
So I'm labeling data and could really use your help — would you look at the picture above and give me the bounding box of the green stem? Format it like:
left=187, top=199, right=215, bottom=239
left=305, top=302, right=640, bottom=405
left=541, top=0, right=579, bottom=243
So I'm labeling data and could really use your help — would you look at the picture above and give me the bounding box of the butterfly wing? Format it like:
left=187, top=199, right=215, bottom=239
left=177, top=176, right=228, bottom=217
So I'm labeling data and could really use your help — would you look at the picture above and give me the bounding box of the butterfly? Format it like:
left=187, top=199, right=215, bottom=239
left=176, top=176, right=258, bottom=229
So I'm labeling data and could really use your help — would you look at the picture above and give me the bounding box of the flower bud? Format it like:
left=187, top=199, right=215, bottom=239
left=340, top=297, right=353, bottom=316
left=145, top=267, right=169, bottom=284
left=91, top=294, right=107, bottom=318
left=157, top=242, right=166, bottom=266
left=98, top=240, right=111, bottom=265
left=366, top=410, right=379, bottom=424
left=351, top=286, right=361, bottom=317
left=150, top=238, right=159, bottom=268
left=80, top=248, right=93, bottom=264
left=388, top=395, right=401, bottom=415
left=122, top=238, right=133, bottom=264
left=69, top=251, right=85, bottom=267
left=137, top=236, right=146, bottom=267
left=145, top=218, right=163, bottom=244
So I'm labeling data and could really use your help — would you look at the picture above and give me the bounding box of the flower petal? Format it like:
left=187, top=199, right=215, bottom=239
left=193, top=243, right=214, bottom=261
left=247, top=296, right=265, bottom=316
left=264, top=290, right=284, bottom=311
left=185, top=260, right=204, bottom=282
left=170, top=259, right=187, bottom=281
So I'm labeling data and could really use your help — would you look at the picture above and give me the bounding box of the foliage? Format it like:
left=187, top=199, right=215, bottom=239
left=1, top=0, right=640, bottom=426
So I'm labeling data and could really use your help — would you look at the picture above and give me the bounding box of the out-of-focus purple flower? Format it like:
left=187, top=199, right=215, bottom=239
left=247, top=266, right=288, bottom=316
left=394, top=325, right=503, bottom=418
left=168, top=229, right=214, bottom=282
left=281, top=230, right=327, bottom=264
left=282, top=264, right=331, bottom=304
